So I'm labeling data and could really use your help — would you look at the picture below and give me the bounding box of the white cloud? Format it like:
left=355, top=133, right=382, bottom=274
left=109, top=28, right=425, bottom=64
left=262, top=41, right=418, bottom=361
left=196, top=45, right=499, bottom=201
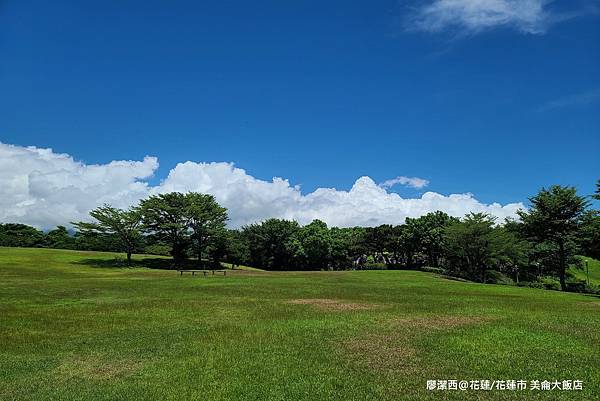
left=408, top=0, right=553, bottom=34
left=379, top=176, right=430, bottom=189
left=0, top=142, right=524, bottom=229
left=0, top=143, right=157, bottom=229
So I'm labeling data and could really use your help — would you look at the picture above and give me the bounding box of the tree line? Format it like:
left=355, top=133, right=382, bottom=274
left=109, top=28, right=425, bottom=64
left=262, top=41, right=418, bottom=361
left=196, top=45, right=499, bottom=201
left=1, top=180, right=599, bottom=293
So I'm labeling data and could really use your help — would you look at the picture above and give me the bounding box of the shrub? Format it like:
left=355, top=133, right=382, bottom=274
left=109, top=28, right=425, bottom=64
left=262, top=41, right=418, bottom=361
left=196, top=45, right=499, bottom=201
left=421, top=266, right=445, bottom=274
left=518, top=281, right=544, bottom=289
left=362, top=262, right=387, bottom=270
left=565, top=279, right=588, bottom=293
left=144, top=244, right=171, bottom=256
left=540, top=277, right=561, bottom=291
left=484, top=270, right=514, bottom=285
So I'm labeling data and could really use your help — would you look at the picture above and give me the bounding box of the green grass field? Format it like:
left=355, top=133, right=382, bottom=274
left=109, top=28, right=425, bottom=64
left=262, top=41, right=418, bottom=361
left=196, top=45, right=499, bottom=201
left=1, top=247, right=599, bottom=401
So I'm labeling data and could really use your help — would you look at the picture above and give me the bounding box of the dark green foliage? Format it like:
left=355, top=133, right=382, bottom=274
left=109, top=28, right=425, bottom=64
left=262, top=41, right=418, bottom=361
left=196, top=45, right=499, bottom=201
left=0, top=223, right=45, bottom=247
left=288, top=220, right=333, bottom=270
left=414, top=211, right=457, bottom=267
left=184, top=192, right=228, bottom=266
left=579, top=211, right=600, bottom=260
left=44, top=226, right=77, bottom=249
left=73, top=231, right=137, bottom=253
left=518, top=185, right=588, bottom=290
left=242, top=218, right=300, bottom=270
left=328, top=227, right=354, bottom=269
left=138, top=192, right=229, bottom=267
left=444, top=213, right=502, bottom=282
left=223, top=229, right=250, bottom=267
left=483, top=270, right=514, bottom=285
left=139, top=193, right=191, bottom=266
left=73, top=205, right=142, bottom=266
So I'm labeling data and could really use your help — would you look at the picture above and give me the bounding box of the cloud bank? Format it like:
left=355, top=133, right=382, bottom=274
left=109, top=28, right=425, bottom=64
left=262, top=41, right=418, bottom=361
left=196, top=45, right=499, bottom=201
left=0, top=142, right=524, bottom=229
left=408, top=0, right=553, bottom=34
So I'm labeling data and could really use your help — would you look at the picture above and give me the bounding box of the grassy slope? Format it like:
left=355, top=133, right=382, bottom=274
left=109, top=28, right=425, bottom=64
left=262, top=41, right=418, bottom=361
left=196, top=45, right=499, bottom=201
left=569, top=256, right=600, bottom=285
left=0, top=247, right=599, bottom=401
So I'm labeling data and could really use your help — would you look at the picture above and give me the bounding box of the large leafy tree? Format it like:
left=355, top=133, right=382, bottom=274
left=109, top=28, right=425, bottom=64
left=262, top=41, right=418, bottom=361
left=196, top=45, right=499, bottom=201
left=401, top=217, right=426, bottom=266
left=363, top=225, right=394, bottom=258
left=594, top=179, right=600, bottom=200
left=518, top=185, right=588, bottom=291
left=289, top=220, right=332, bottom=270
left=73, top=205, right=142, bottom=265
left=419, top=211, right=457, bottom=267
left=444, top=213, right=502, bottom=281
left=139, top=193, right=190, bottom=266
left=329, top=227, right=353, bottom=270
left=242, top=219, right=300, bottom=270
left=224, top=229, right=251, bottom=268
left=184, top=193, right=228, bottom=266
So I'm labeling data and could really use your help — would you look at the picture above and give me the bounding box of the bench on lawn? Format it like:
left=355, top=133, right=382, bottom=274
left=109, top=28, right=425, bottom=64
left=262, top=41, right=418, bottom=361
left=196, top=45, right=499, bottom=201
left=177, top=269, right=227, bottom=277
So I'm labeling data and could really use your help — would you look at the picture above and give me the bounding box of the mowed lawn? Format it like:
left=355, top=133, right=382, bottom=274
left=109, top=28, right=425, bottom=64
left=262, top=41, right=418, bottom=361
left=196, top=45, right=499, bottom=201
left=1, top=248, right=599, bottom=401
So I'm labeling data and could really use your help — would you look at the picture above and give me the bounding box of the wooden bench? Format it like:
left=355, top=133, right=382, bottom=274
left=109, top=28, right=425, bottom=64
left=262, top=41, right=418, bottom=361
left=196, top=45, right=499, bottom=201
left=177, top=269, right=227, bottom=277
left=178, top=269, right=208, bottom=277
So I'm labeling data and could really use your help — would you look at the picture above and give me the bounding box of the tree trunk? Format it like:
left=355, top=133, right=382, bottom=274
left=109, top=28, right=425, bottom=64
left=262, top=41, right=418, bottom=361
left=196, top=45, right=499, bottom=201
left=126, top=251, right=132, bottom=266
left=558, top=240, right=567, bottom=291
left=197, top=235, right=202, bottom=267
left=172, top=241, right=184, bottom=269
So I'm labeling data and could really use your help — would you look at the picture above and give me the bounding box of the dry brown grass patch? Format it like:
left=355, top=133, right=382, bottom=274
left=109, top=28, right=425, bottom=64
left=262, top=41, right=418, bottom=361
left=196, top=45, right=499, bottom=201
left=577, top=301, right=600, bottom=307
left=55, top=355, right=141, bottom=380
left=390, top=315, right=492, bottom=330
left=340, top=334, right=419, bottom=373
left=286, top=298, right=378, bottom=311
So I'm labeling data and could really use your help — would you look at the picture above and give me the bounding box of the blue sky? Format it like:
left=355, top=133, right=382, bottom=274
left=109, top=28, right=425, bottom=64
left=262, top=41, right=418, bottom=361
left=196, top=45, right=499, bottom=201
left=0, top=1, right=599, bottom=228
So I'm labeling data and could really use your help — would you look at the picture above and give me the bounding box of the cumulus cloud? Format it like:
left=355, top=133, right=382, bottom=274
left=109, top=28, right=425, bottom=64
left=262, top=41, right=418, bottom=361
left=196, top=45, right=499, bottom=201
left=408, top=0, right=553, bottom=35
left=0, top=142, right=525, bottom=229
left=379, top=176, right=430, bottom=189
left=0, top=143, right=157, bottom=229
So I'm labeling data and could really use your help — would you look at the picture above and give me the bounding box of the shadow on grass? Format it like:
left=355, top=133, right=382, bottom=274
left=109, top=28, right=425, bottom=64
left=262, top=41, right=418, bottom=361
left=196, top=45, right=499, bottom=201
left=75, top=257, right=223, bottom=270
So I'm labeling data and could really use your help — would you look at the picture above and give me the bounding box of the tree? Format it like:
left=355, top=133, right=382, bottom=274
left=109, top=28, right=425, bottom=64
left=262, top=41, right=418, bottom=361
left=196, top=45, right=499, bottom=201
left=0, top=223, right=45, bottom=248
left=44, top=226, right=76, bottom=249
left=329, top=227, right=353, bottom=269
left=518, top=185, right=588, bottom=291
left=206, top=226, right=229, bottom=267
left=401, top=217, right=426, bottom=267
left=139, top=193, right=190, bottom=267
left=419, top=211, right=456, bottom=267
left=74, top=231, right=128, bottom=253
left=579, top=211, right=600, bottom=260
left=242, top=219, right=300, bottom=270
left=73, top=205, right=142, bottom=266
left=224, top=229, right=251, bottom=268
left=594, top=179, right=600, bottom=201
left=184, top=193, right=228, bottom=266
left=444, top=213, right=501, bottom=282
left=494, top=226, right=530, bottom=284
left=345, top=227, right=369, bottom=266
left=289, top=220, right=332, bottom=269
